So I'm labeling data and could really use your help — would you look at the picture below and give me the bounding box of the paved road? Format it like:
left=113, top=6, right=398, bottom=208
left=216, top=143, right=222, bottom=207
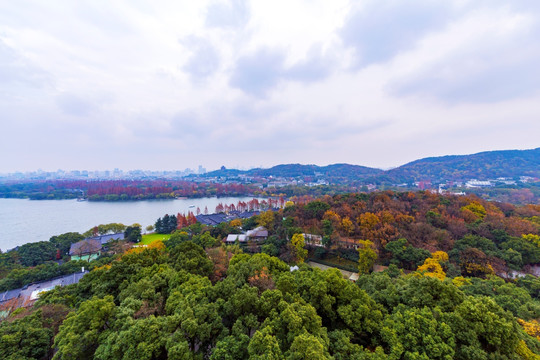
left=307, top=261, right=359, bottom=281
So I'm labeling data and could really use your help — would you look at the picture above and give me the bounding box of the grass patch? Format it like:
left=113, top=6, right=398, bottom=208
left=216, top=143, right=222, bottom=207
left=140, top=233, right=172, bottom=245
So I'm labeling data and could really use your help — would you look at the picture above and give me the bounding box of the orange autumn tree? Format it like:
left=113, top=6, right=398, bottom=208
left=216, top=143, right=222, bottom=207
left=230, top=219, right=242, bottom=228
left=248, top=266, right=275, bottom=292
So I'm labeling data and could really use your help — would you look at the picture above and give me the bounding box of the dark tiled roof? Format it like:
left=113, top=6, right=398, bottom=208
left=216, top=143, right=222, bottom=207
left=69, top=239, right=102, bottom=256
left=196, top=211, right=262, bottom=226
left=85, top=233, right=125, bottom=245
left=0, top=271, right=89, bottom=305
left=61, top=272, right=87, bottom=286
left=196, top=214, right=228, bottom=225
left=246, top=226, right=268, bottom=238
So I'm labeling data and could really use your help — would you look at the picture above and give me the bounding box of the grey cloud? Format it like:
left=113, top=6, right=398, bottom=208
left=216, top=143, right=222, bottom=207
left=284, top=47, right=333, bottom=83
left=291, top=116, right=393, bottom=142
left=181, top=37, right=220, bottom=80
left=229, top=47, right=334, bottom=96
left=340, top=1, right=453, bottom=67
left=169, top=112, right=207, bottom=137
left=231, top=100, right=282, bottom=121
left=388, top=15, right=540, bottom=103
left=229, top=49, right=286, bottom=97
left=390, top=56, right=540, bottom=103
left=205, top=0, right=249, bottom=28
left=0, top=40, right=51, bottom=88
left=56, top=93, right=99, bottom=117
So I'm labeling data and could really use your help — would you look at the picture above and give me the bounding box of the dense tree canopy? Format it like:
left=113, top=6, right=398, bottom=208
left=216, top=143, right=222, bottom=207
left=1, top=192, right=540, bottom=359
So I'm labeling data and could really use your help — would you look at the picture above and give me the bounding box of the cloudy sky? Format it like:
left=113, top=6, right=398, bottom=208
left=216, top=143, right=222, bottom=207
left=1, top=0, right=539, bottom=172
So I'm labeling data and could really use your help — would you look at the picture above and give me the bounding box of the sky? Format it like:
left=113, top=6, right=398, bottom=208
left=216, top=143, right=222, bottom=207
left=1, top=0, right=539, bottom=172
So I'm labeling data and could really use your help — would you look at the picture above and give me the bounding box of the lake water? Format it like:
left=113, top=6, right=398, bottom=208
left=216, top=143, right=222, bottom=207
left=0, top=197, right=259, bottom=251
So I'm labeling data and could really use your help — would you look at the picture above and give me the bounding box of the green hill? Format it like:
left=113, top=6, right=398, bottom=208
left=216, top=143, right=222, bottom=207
left=385, top=147, right=540, bottom=183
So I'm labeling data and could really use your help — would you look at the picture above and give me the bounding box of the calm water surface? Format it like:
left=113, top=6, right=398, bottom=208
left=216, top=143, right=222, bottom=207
left=0, top=197, right=258, bottom=251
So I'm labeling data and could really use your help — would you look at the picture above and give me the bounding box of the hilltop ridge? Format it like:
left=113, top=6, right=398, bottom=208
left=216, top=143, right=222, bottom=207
left=203, top=147, right=540, bottom=184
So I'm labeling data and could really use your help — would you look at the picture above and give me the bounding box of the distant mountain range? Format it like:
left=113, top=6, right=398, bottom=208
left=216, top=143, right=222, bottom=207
left=204, top=147, right=540, bottom=184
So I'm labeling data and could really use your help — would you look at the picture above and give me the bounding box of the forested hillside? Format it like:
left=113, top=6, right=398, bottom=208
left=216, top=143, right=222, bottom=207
left=205, top=147, right=540, bottom=183
left=385, top=147, right=540, bottom=183
left=1, top=192, right=540, bottom=359
left=2, top=148, right=538, bottom=203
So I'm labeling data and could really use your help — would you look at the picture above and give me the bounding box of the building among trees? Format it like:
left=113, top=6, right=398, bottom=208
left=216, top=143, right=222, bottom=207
left=69, top=239, right=102, bottom=261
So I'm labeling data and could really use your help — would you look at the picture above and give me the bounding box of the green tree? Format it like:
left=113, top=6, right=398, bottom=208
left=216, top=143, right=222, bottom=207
left=124, top=225, right=142, bottom=243
left=248, top=326, right=284, bottom=360
left=385, top=238, right=430, bottom=270
left=167, top=231, right=190, bottom=249
left=169, top=241, right=213, bottom=276
left=53, top=296, right=117, bottom=360
left=287, top=333, right=330, bottom=360
left=381, top=307, right=455, bottom=360
left=0, top=310, right=53, bottom=360
left=211, top=334, right=250, bottom=360
left=50, top=232, right=84, bottom=256
left=165, top=277, right=223, bottom=356
left=304, top=201, right=330, bottom=220
left=94, top=316, right=169, bottom=360
left=449, top=297, right=521, bottom=358
left=192, top=231, right=219, bottom=249
left=18, top=241, right=57, bottom=266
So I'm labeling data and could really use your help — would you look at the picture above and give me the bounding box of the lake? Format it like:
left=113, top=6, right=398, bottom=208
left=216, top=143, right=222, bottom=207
left=0, top=197, right=260, bottom=251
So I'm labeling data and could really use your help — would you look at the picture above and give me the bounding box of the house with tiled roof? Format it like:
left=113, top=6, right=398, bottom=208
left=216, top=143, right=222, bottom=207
left=303, top=233, right=323, bottom=247
left=225, top=226, right=268, bottom=243
left=91, top=233, right=125, bottom=245
left=69, top=239, right=102, bottom=261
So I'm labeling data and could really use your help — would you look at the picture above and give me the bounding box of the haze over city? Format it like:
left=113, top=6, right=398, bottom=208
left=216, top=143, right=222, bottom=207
left=1, top=0, right=539, bottom=172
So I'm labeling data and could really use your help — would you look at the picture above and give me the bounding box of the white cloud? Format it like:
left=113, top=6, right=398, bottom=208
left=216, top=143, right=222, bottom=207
left=0, top=0, right=538, bottom=172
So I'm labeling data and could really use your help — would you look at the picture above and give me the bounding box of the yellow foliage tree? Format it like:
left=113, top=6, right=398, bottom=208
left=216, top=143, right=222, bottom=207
left=432, top=251, right=449, bottom=263
left=230, top=219, right=242, bottom=228
left=417, top=251, right=448, bottom=280
left=452, top=276, right=471, bottom=287
left=93, top=264, right=111, bottom=272
left=148, top=240, right=166, bottom=251
left=323, top=210, right=341, bottom=224
left=257, top=210, right=275, bottom=229
left=291, top=233, right=307, bottom=264
left=515, top=340, right=538, bottom=360
left=341, top=217, right=354, bottom=236
left=518, top=319, right=540, bottom=341
left=357, top=212, right=380, bottom=230
left=461, top=202, right=487, bottom=221
left=357, top=240, right=377, bottom=274
left=522, top=234, right=540, bottom=247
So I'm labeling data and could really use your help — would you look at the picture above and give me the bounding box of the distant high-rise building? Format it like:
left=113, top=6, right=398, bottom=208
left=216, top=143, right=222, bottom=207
left=198, top=165, right=206, bottom=174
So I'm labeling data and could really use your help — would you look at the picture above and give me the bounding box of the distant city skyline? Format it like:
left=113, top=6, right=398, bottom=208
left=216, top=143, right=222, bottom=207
left=2, top=145, right=539, bottom=175
left=1, top=1, right=540, bottom=172
left=1, top=145, right=538, bottom=177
